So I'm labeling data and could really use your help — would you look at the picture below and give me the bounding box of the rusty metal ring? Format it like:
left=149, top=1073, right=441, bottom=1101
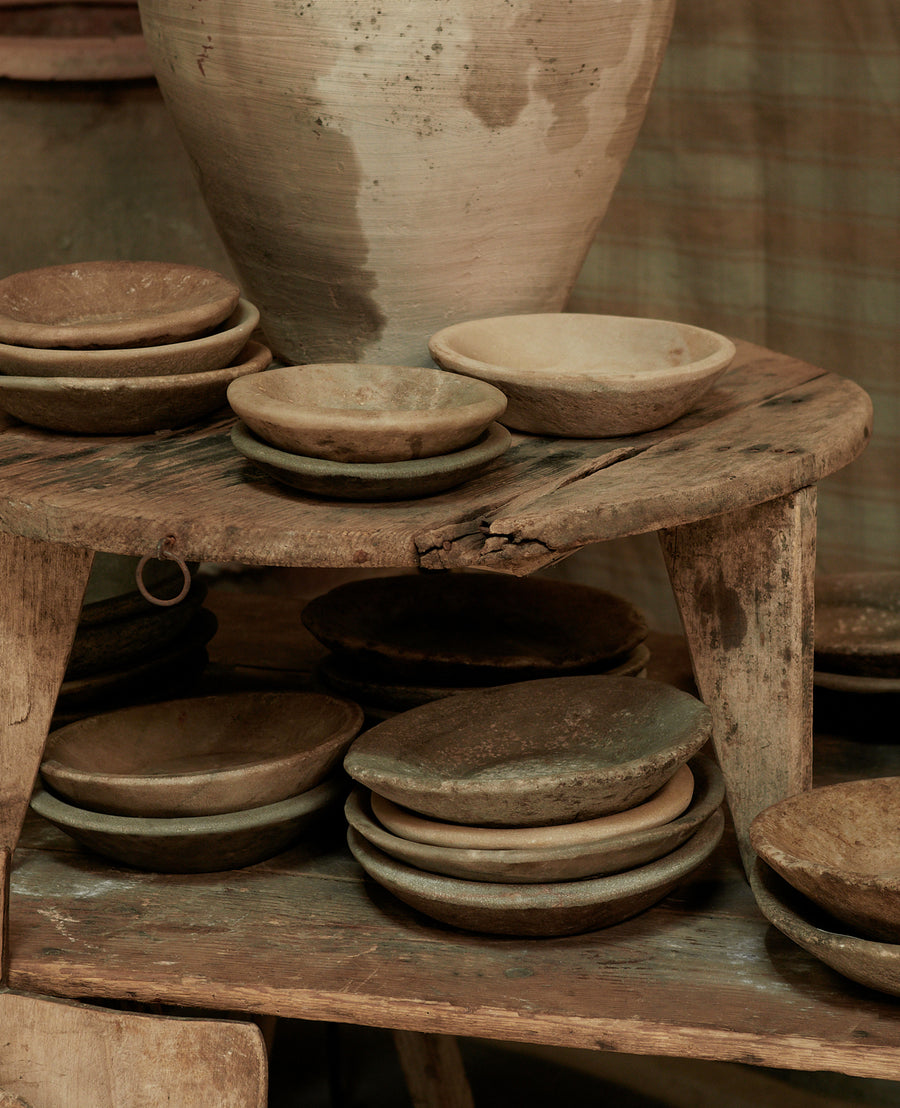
left=136, top=537, right=191, bottom=607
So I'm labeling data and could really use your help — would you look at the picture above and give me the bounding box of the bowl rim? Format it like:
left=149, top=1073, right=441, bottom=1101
left=31, top=774, right=345, bottom=837
left=428, top=312, right=737, bottom=385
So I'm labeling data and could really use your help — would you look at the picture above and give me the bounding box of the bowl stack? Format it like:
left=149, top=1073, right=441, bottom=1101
left=303, top=571, right=651, bottom=719
left=35, top=690, right=365, bottom=872
left=0, top=260, right=270, bottom=433
left=343, top=675, right=725, bottom=936
left=813, top=572, right=900, bottom=694
left=53, top=554, right=216, bottom=724
left=750, top=778, right=900, bottom=996
left=227, top=362, right=511, bottom=500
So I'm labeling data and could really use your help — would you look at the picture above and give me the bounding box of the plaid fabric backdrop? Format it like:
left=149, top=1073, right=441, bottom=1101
left=550, top=0, right=899, bottom=632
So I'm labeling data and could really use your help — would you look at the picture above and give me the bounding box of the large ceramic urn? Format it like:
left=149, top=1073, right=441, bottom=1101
left=137, top=0, right=675, bottom=365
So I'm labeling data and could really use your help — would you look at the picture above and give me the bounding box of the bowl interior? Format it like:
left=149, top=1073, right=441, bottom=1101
left=42, top=691, right=364, bottom=806
left=750, top=777, right=900, bottom=880
left=430, top=314, right=734, bottom=381
left=240, top=363, right=503, bottom=416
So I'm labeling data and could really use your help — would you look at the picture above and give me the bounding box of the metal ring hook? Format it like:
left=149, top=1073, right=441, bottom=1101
left=135, top=535, right=192, bottom=607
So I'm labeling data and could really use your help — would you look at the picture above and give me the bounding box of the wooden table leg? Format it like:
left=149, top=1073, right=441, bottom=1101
left=659, top=487, right=816, bottom=874
left=0, top=533, right=94, bottom=981
left=392, top=1030, right=475, bottom=1108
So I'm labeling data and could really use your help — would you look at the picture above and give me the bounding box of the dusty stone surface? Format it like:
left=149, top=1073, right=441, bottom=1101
left=0, top=260, right=240, bottom=349
left=0, top=339, right=270, bottom=433
left=343, top=674, right=712, bottom=827
left=301, top=572, right=648, bottom=685
left=0, top=300, right=259, bottom=379
left=428, top=313, right=736, bottom=437
left=815, top=571, right=900, bottom=677
left=345, top=756, right=723, bottom=882
left=346, top=810, right=724, bottom=936
left=750, top=778, right=900, bottom=943
left=227, top=362, right=507, bottom=462
left=42, top=690, right=363, bottom=817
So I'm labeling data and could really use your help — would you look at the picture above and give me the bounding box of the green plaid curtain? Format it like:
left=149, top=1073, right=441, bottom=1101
left=553, top=0, right=899, bottom=630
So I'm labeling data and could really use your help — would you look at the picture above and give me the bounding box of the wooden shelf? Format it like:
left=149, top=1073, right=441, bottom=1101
left=9, top=635, right=900, bottom=1082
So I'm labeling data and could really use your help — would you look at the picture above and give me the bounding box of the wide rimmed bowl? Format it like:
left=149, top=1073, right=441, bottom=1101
left=0, top=299, right=260, bottom=379
left=815, top=571, right=900, bottom=678
left=231, top=420, right=510, bottom=501
left=318, top=643, right=651, bottom=714
left=227, top=362, right=508, bottom=462
left=750, top=777, right=900, bottom=943
left=348, top=809, right=724, bottom=937
left=0, top=260, right=240, bottom=349
left=344, top=675, right=712, bottom=827
left=31, top=775, right=345, bottom=872
left=750, top=858, right=900, bottom=997
left=346, top=756, right=722, bottom=882
left=0, top=339, right=270, bottom=433
left=301, top=572, right=648, bottom=685
left=42, top=690, right=364, bottom=817
left=428, top=313, right=736, bottom=437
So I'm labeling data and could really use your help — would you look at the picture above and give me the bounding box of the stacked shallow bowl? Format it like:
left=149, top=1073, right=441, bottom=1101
left=34, top=690, right=364, bottom=872
left=226, top=362, right=511, bottom=500
left=304, top=571, right=652, bottom=718
left=750, top=778, right=900, bottom=997
left=0, top=260, right=269, bottom=433
left=813, top=571, right=900, bottom=694
left=343, top=675, right=725, bottom=936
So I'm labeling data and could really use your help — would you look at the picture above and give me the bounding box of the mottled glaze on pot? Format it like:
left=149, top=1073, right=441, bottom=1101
left=137, top=0, right=675, bottom=364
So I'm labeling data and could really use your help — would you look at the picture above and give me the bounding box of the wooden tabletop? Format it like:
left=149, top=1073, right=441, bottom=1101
left=0, top=341, right=871, bottom=572
left=7, top=633, right=900, bottom=1082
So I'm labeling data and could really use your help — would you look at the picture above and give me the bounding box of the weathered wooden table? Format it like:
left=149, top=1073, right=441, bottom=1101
left=0, top=339, right=884, bottom=1081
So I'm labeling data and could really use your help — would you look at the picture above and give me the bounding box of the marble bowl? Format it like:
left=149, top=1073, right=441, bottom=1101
left=750, top=858, right=900, bottom=997
left=0, top=299, right=260, bottom=379
left=345, top=756, right=723, bottom=882
left=368, top=762, right=696, bottom=850
left=231, top=420, right=510, bottom=501
left=348, top=809, right=724, bottom=937
left=0, top=339, right=270, bottom=433
left=344, top=675, right=712, bottom=827
left=41, top=690, right=364, bottom=818
left=750, top=777, right=900, bottom=942
left=815, top=571, right=900, bottom=678
left=226, top=362, right=508, bottom=462
left=30, top=775, right=345, bottom=873
left=0, top=261, right=240, bottom=349
left=301, top=572, right=648, bottom=686
left=428, top=313, right=736, bottom=437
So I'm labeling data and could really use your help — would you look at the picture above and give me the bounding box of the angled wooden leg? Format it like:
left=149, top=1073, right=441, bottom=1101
left=0, top=532, right=94, bottom=982
left=392, top=1030, right=475, bottom=1108
left=659, top=487, right=816, bottom=874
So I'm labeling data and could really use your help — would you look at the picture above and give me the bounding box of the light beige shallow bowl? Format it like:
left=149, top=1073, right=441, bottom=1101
left=368, top=762, right=695, bottom=851
left=31, top=775, right=345, bottom=873
left=41, top=690, right=364, bottom=818
left=348, top=809, right=724, bottom=937
left=428, top=313, right=736, bottom=437
left=0, top=339, right=270, bottom=433
left=0, top=260, right=240, bottom=349
left=0, top=299, right=260, bottom=379
left=227, top=362, right=508, bottom=462
left=750, top=858, right=900, bottom=997
left=750, top=777, right=900, bottom=943
left=343, top=675, right=712, bottom=827
left=346, top=756, right=722, bottom=882
left=814, top=572, right=900, bottom=678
